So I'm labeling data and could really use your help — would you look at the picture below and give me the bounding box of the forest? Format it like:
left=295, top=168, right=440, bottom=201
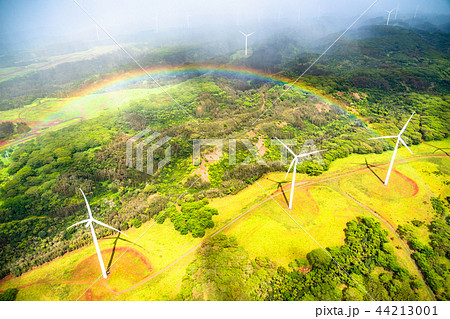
left=0, top=23, right=448, bottom=301
left=255, top=217, right=423, bottom=301
left=0, top=121, right=30, bottom=141
left=177, top=217, right=427, bottom=301
left=242, top=26, right=449, bottom=141
left=397, top=197, right=450, bottom=300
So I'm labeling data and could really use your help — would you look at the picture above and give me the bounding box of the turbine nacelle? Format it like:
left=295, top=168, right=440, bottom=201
left=368, top=111, right=415, bottom=154
left=68, top=217, right=128, bottom=237
left=239, top=31, right=255, bottom=37
left=285, top=149, right=328, bottom=179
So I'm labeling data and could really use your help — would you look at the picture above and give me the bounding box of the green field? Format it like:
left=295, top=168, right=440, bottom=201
left=0, top=88, right=166, bottom=150
left=0, top=45, right=120, bottom=83
left=1, top=139, right=447, bottom=300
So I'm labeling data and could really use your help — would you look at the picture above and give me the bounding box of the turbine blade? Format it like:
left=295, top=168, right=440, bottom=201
left=248, top=32, right=255, bottom=36
left=285, top=159, right=296, bottom=180
left=399, top=112, right=415, bottom=135
left=79, top=188, right=93, bottom=219
left=276, top=137, right=297, bottom=157
left=239, top=31, right=246, bottom=36
left=399, top=137, right=413, bottom=154
left=67, top=219, right=90, bottom=230
left=93, top=220, right=129, bottom=237
left=296, top=149, right=327, bottom=158
left=368, top=136, right=398, bottom=140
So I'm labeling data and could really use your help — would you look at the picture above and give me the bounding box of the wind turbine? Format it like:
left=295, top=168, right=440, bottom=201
left=414, top=5, right=419, bottom=18
left=386, top=8, right=395, bottom=25
left=68, top=188, right=128, bottom=278
left=394, top=4, right=399, bottom=20
left=368, top=112, right=415, bottom=186
left=276, top=138, right=327, bottom=209
left=239, top=31, right=255, bottom=56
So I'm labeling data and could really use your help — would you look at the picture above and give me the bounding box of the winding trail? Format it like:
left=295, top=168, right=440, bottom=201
left=0, top=116, right=84, bottom=150
left=1, top=154, right=445, bottom=299
left=118, top=154, right=446, bottom=298
left=336, top=187, right=435, bottom=300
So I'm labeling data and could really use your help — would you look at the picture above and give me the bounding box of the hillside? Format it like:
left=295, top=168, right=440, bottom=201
left=0, top=23, right=449, bottom=301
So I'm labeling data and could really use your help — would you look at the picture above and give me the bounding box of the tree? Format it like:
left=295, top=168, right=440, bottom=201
left=0, top=288, right=18, bottom=301
left=0, top=122, right=14, bottom=139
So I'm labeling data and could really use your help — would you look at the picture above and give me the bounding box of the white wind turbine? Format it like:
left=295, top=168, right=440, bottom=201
left=68, top=188, right=128, bottom=278
left=239, top=31, right=255, bottom=56
left=276, top=138, right=327, bottom=210
left=369, top=112, right=415, bottom=186
left=386, top=8, right=395, bottom=25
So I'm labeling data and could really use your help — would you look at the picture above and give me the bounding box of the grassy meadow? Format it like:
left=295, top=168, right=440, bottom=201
left=1, top=139, right=447, bottom=300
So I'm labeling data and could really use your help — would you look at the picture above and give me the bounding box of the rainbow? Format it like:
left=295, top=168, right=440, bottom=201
left=45, top=64, right=358, bottom=123
left=4, top=64, right=369, bottom=150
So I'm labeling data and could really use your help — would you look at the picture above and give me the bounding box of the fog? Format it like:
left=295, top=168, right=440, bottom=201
left=1, top=0, right=449, bottom=52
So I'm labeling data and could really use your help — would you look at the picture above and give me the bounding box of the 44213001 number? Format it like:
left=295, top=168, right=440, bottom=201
left=376, top=305, right=438, bottom=316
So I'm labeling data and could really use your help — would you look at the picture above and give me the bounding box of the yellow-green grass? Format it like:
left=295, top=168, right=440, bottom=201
left=221, top=184, right=369, bottom=266
left=326, top=139, right=450, bottom=175
left=1, top=140, right=447, bottom=300
left=2, top=89, right=157, bottom=125
left=208, top=176, right=275, bottom=229
left=119, top=252, right=196, bottom=301
left=0, top=218, right=202, bottom=300
left=339, top=158, right=448, bottom=233
left=0, top=88, right=165, bottom=150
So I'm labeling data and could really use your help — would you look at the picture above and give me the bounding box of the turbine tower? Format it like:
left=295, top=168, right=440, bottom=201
left=386, top=8, right=395, bottom=25
left=369, top=112, right=415, bottom=186
left=68, top=188, right=128, bottom=278
left=239, top=31, right=255, bottom=56
left=276, top=138, right=327, bottom=209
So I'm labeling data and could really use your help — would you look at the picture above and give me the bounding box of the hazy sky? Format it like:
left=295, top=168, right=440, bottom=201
left=0, top=0, right=449, bottom=49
